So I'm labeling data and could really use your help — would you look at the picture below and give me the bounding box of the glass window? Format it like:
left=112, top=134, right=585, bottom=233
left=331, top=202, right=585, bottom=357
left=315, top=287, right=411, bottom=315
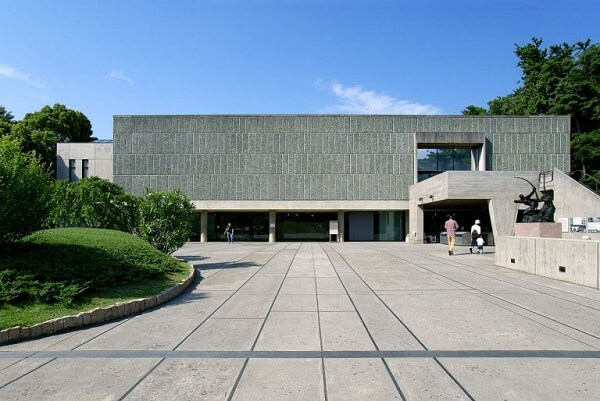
left=82, top=159, right=89, bottom=178
left=417, top=148, right=438, bottom=171
left=417, top=147, right=474, bottom=182
left=69, top=159, right=76, bottom=182
left=437, top=148, right=454, bottom=171
left=454, top=148, right=471, bottom=170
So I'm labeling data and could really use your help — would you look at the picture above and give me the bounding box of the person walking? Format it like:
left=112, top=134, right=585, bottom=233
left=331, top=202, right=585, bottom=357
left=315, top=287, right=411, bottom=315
left=470, top=219, right=481, bottom=254
left=444, top=214, right=459, bottom=256
left=476, top=235, right=485, bottom=254
left=224, top=223, right=234, bottom=244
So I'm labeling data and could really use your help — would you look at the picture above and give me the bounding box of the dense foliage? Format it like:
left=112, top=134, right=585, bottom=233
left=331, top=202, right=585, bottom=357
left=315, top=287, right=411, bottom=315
left=0, top=228, right=185, bottom=305
left=46, top=177, right=139, bottom=232
left=2, top=103, right=96, bottom=171
left=463, top=38, right=600, bottom=184
left=137, top=189, right=195, bottom=254
left=0, top=137, right=51, bottom=244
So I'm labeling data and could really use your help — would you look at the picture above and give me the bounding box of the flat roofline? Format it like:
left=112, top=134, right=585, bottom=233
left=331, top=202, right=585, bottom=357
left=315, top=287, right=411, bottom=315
left=113, top=114, right=571, bottom=118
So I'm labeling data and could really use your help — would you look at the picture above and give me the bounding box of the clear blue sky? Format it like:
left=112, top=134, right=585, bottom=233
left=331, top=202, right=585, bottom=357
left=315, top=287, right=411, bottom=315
left=1, top=0, right=598, bottom=139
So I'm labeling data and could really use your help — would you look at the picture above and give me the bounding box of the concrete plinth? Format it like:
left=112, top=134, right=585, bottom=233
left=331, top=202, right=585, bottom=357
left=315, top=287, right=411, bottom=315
left=514, top=222, right=561, bottom=238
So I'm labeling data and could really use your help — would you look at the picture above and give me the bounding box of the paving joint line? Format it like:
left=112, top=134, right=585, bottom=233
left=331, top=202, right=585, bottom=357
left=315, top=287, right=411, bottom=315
left=320, top=243, right=407, bottom=401
left=375, top=247, right=600, bottom=344
left=226, top=242, right=302, bottom=401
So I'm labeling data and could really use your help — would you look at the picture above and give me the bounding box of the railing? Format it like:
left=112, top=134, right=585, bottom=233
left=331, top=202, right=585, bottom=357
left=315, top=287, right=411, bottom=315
left=539, top=170, right=554, bottom=191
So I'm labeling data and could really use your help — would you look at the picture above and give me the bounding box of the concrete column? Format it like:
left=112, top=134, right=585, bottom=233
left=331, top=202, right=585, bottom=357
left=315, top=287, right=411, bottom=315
left=269, top=211, right=276, bottom=243
left=480, top=141, right=487, bottom=171
left=408, top=202, right=424, bottom=244
left=337, top=210, right=345, bottom=242
left=200, top=210, right=208, bottom=243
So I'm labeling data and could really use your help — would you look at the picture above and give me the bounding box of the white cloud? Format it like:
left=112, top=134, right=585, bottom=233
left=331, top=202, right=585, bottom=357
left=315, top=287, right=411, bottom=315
left=0, top=64, right=44, bottom=87
left=106, top=69, right=133, bottom=84
left=322, top=81, right=441, bottom=115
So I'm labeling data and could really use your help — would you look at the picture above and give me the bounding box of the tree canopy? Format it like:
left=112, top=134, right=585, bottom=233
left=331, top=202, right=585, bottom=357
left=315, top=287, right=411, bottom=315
left=463, top=37, right=600, bottom=183
left=2, top=103, right=96, bottom=171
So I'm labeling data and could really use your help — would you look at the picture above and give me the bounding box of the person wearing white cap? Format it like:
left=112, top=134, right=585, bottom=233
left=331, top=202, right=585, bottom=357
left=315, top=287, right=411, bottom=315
left=470, top=219, right=481, bottom=254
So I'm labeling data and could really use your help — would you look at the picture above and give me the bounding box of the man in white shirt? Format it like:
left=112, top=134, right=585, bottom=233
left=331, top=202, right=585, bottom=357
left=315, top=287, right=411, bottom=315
left=470, top=219, right=481, bottom=254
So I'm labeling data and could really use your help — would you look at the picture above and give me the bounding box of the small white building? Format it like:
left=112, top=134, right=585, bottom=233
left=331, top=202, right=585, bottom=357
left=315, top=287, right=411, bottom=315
left=56, top=140, right=113, bottom=182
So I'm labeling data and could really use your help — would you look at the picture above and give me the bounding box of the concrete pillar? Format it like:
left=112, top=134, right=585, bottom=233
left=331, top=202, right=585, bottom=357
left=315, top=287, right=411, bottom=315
left=337, top=210, right=345, bottom=242
left=408, top=202, right=424, bottom=244
left=200, top=210, right=208, bottom=243
left=269, top=211, right=276, bottom=243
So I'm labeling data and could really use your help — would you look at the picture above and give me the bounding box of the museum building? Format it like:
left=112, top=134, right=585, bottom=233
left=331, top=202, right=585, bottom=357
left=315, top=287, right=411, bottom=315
left=57, top=114, right=571, bottom=243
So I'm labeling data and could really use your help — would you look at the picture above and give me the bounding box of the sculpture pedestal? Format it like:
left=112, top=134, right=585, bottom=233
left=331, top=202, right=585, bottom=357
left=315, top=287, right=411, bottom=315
left=514, top=222, right=561, bottom=238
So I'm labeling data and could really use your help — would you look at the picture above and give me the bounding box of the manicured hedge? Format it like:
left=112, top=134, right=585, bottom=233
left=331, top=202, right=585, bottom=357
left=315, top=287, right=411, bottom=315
left=0, top=227, right=185, bottom=305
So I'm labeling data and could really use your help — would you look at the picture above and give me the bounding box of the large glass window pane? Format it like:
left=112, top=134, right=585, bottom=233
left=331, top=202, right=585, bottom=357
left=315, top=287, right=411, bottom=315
left=417, top=148, right=437, bottom=171
left=454, top=148, right=471, bottom=170
left=437, top=148, right=454, bottom=171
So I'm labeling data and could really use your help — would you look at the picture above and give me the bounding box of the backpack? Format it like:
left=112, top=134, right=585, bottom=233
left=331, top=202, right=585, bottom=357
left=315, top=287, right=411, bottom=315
left=471, top=229, right=478, bottom=238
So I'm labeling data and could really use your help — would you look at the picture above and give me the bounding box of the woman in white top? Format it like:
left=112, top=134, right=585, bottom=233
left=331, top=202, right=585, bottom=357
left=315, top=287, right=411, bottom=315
left=470, top=219, right=481, bottom=254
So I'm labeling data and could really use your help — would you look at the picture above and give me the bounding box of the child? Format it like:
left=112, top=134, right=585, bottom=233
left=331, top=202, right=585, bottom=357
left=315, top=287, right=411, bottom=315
left=476, top=235, right=485, bottom=254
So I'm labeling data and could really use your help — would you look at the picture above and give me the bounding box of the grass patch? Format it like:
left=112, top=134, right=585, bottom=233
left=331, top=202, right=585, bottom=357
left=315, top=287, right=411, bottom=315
left=0, top=228, right=191, bottom=330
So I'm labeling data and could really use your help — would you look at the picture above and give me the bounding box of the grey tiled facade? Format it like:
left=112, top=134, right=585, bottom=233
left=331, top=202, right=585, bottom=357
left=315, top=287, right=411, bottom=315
left=113, top=115, right=570, bottom=201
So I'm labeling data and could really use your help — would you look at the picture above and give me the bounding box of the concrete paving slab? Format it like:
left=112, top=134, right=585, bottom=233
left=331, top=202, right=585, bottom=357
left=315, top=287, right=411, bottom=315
left=337, top=273, right=374, bottom=295
left=279, top=277, right=317, bottom=295
left=124, top=358, right=244, bottom=400
left=485, top=292, right=600, bottom=337
left=254, top=312, right=320, bottom=351
left=350, top=294, right=424, bottom=351
left=78, top=292, right=232, bottom=350
left=236, top=274, right=285, bottom=294
left=316, top=277, right=347, bottom=294
left=386, top=358, right=469, bottom=400
left=379, top=291, right=594, bottom=350
left=177, top=318, right=264, bottom=351
left=0, top=358, right=158, bottom=401
left=324, top=358, right=401, bottom=401
left=0, top=321, right=123, bottom=351
left=196, top=269, right=257, bottom=291
left=287, top=265, right=316, bottom=278
left=0, top=358, right=53, bottom=387
left=271, top=294, right=318, bottom=312
left=212, top=293, right=276, bottom=319
left=317, top=294, right=355, bottom=311
left=441, top=357, right=600, bottom=401
left=231, top=358, right=325, bottom=401
left=319, top=311, right=376, bottom=351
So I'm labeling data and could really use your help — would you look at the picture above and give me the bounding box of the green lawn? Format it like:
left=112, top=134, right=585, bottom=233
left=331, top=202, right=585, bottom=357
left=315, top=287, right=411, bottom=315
left=0, top=228, right=191, bottom=330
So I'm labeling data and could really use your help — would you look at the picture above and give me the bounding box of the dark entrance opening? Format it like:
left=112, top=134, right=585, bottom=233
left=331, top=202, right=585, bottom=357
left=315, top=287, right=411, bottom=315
left=276, top=212, right=337, bottom=241
left=208, top=212, right=269, bottom=241
left=422, top=200, right=492, bottom=245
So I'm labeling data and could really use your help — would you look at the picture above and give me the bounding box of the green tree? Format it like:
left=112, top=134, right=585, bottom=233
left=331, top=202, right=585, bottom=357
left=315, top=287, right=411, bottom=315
left=0, top=106, right=15, bottom=137
left=0, top=137, right=52, bottom=244
left=461, top=105, right=488, bottom=115
left=463, top=38, right=600, bottom=181
left=9, top=103, right=96, bottom=171
left=137, top=190, right=194, bottom=254
left=46, top=177, right=139, bottom=232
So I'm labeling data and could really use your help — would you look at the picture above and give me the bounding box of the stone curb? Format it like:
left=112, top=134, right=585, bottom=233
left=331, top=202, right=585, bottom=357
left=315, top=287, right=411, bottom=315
left=0, top=260, right=196, bottom=346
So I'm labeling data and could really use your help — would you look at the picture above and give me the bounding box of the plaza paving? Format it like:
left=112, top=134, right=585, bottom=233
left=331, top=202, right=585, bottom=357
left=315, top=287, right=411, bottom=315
left=1, top=241, right=600, bottom=400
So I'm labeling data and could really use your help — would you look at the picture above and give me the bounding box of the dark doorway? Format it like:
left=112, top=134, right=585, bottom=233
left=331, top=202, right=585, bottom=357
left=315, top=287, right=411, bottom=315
left=422, top=200, right=491, bottom=243
left=208, top=212, right=269, bottom=241
left=276, top=212, right=337, bottom=241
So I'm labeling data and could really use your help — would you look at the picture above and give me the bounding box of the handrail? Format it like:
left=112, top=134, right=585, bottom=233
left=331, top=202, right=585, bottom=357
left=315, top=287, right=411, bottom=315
left=539, top=170, right=553, bottom=191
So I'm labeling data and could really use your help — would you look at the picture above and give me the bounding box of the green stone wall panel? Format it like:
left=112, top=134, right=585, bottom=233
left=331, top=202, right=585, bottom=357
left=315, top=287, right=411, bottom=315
left=113, top=115, right=570, bottom=200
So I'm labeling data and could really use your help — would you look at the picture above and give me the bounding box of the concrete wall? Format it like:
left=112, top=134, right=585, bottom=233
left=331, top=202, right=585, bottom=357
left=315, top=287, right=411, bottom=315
left=543, top=168, right=600, bottom=240
left=408, top=171, right=539, bottom=242
left=496, top=236, right=600, bottom=289
left=56, top=142, right=113, bottom=181
left=113, top=115, right=570, bottom=202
